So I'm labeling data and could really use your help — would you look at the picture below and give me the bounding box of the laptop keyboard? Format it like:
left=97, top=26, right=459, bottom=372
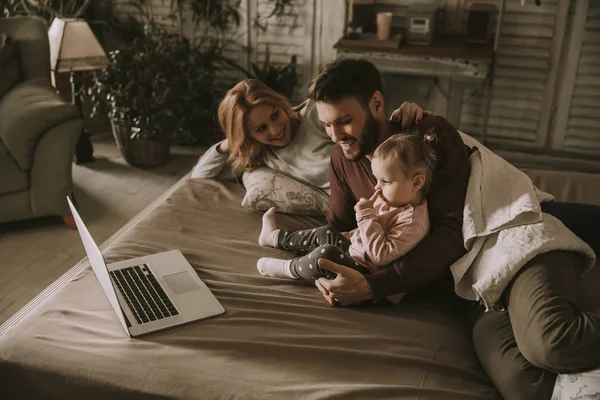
left=109, top=264, right=179, bottom=325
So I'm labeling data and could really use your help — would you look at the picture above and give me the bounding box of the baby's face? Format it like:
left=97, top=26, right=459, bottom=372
left=371, top=156, right=417, bottom=208
left=246, top=104, right=292, bottom=148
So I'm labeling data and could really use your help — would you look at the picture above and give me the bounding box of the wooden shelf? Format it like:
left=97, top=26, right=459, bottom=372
left=334, top=34, right=494, bottom=61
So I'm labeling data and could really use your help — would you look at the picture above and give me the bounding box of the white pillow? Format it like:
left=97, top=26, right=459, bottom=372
left=552, top=369, right=600, bottom=400
left=241, top=167, right=329, bottom=216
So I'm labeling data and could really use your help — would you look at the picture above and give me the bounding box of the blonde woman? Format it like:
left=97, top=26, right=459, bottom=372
left=191, top=79, right=426, bottom=194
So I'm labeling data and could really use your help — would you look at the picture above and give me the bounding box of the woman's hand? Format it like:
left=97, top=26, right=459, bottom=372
left=216, top=139, right=230, bottom=154
left=315, top=258, right=374, bottom=306
left=390, top=102, right=433, bottom=129
left=354, top=190, right=380, bottom=213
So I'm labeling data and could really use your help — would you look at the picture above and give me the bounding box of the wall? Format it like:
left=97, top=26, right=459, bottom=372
left=109, top=0, right=600, bottom=170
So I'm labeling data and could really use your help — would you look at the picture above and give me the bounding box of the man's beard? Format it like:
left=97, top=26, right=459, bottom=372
left=341, top=111, right=381, bottom=161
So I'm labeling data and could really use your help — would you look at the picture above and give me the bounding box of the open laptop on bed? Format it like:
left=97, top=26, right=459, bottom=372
left=67, top=197, right=225, bottom=337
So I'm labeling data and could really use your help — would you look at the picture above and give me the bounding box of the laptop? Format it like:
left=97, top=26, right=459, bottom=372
left=67, top=197, right=225, bottom=337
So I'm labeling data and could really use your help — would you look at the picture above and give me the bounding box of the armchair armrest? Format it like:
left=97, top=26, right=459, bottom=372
left=0, top=78, right=81, bottom=170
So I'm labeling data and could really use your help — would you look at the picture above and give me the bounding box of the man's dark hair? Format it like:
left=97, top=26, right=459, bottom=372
left=307, top=58, right=383, bottom=108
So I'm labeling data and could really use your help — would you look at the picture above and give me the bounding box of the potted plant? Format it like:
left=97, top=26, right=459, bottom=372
left=243, top=45, right=298, bottom=98
left=83, top=0, right=301, bottom=167
left=87, top=21, right=226, bottom=167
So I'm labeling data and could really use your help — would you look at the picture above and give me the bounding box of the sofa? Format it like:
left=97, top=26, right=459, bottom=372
left=0, top=16, right=82, bottom=224
left=0, top=165, right=598, bottom=399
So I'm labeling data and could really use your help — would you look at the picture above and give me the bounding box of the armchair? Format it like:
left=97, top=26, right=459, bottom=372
left=0, top=16, right=82, bottom=225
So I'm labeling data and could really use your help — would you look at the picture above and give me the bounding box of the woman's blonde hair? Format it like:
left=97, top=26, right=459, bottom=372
left=218, top=79, right=298, bottom=172
left=373, top=122, right=438, bottom=195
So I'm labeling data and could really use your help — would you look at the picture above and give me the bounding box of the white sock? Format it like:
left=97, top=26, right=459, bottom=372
left=258, top=207, right=281, bottom=247
left=257, top=258, right=295, bottom=279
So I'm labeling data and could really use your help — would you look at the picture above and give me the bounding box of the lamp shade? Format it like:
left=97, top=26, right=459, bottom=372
left=48, top=18, right=109, bottom=73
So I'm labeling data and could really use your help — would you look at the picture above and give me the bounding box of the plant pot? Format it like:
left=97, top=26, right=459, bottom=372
left=111, top=120, right=171, bottom=168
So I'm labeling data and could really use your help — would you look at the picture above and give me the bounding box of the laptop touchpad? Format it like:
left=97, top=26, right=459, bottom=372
left=163, top=271, right=200, bottom=295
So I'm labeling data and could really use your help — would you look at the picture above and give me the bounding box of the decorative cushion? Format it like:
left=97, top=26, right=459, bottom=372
left=241, top=167, right=329, bottom=216
left=0, top=34, right=22, bottom=99
left=552, top=369, right=600, bottom=399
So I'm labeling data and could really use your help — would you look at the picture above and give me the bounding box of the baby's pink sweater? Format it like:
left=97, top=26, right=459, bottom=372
left=344, top=197, right=430, bottom=303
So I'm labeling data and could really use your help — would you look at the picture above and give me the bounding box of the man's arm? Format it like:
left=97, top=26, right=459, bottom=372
left=365, top=116, right=470, bottom=299
left=364, top=212, right=464, bottom=298
left=327, top=145, right=357, bottom=232
left=315, top=210, right=463, bottom=306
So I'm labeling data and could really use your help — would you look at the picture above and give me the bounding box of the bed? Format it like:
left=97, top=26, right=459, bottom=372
left=1, top=170, right=599, bottom=400
left=0, top=177, right=502, bottom=399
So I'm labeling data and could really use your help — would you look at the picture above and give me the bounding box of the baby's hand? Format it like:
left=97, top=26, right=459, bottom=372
left=354, top=190, right=380, bottom=212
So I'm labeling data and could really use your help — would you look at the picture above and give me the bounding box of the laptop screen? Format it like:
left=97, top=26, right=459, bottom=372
left=66, top=197, right=129, bottom=332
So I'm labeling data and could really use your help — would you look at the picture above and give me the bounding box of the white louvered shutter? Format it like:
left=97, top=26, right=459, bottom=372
left=563, top=1, right=600, bottom=153
left=459, top=0, right=559, bottom=144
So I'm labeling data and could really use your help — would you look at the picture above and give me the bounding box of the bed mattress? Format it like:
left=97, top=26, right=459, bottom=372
left=0, top=179, right=500, bottom=399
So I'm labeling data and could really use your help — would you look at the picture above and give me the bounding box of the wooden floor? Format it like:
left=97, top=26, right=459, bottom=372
left=0, top=135, right=204, bottom=324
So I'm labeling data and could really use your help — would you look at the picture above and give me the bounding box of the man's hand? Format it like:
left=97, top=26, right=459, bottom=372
left=354, top=189, right=380, bottom=213
left=315, top=258, right=374, bottom=306
left=390, top=102, right=433, bottom=129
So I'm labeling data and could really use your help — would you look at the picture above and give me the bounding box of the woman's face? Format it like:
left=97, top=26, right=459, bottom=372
left=245, top=104, right=292, bottom=148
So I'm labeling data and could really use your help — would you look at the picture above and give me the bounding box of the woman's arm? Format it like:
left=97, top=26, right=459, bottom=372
left=190, top=139, right=240, bottom=180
